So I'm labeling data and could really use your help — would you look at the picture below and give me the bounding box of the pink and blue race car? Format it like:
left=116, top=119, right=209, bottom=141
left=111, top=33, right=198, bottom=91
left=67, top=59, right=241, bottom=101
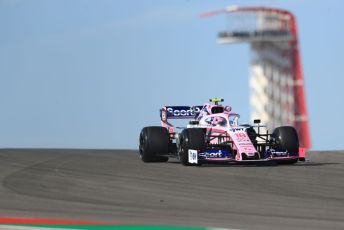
left=139, top=98, right=305, bottom=166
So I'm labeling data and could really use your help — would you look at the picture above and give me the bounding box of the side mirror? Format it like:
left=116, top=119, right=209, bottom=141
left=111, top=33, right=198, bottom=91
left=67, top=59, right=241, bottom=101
left=253, top=119, right=261, bottom=124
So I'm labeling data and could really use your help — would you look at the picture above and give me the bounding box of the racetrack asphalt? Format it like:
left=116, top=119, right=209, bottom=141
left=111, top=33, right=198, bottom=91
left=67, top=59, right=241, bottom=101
left=0, top=149, right=343, bottom=230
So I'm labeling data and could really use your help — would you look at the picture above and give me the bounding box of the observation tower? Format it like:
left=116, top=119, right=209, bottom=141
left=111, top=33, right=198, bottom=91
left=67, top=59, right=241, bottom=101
left=202, top=6, right=311, bottom=149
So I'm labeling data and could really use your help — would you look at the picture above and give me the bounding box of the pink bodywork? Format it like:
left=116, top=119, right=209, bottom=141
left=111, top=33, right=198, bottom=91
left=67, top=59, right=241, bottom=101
left=228, top=130, right=257, bottom=160
left=204, top=117, right=257, bottom=161
left=160, top=103, right=302, bottom=161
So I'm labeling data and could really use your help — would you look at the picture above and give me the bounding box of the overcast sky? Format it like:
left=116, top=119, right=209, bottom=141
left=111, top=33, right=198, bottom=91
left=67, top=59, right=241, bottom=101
left=1, top=0, right=343, bottom=150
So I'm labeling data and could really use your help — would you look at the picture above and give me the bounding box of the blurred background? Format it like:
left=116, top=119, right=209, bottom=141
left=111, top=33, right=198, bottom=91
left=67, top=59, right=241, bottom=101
left=1, top=0, right=343, bottom=150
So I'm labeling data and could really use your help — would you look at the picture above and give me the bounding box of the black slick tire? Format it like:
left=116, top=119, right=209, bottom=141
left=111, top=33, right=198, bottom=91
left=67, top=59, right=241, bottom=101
left=179, top=128, right=205, bottom=166
left=272, top=126, right=299, bottom=164
left=139, top=126, right=169, bottom=162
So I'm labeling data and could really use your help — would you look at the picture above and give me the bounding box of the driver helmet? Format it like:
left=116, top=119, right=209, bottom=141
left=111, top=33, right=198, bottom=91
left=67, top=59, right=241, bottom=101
left=213, top=117, right=226, bottom=127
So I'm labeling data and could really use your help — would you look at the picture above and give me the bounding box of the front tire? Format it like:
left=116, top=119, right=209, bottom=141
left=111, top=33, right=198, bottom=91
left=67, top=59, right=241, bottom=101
left=272, top=126, right=299, bottom=164
left=139, top=126, right=169, bottom=162
left=179, top=128, right=205, bottom=166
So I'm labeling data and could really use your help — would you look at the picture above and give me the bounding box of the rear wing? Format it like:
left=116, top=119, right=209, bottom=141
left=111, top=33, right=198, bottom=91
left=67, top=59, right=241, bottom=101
left=160, top=106, right=203, bottom=121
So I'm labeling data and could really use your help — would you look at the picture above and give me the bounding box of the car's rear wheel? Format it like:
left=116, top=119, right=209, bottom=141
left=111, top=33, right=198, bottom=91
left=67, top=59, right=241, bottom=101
left=272, top=126, right=299, bottom=164
left=179, top=128, right=205, bottom=166
left=139, top=126, right=169, bottom=162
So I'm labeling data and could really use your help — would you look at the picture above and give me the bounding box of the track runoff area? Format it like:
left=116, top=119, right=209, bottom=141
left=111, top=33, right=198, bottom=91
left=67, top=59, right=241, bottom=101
left=0, top=149, right=343, bottom=230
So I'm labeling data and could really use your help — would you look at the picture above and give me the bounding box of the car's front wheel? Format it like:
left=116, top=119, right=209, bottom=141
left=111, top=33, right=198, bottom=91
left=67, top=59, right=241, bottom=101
left=272, top=126, right=299, bottom=164
left=178, top=128, right=205, bottom=166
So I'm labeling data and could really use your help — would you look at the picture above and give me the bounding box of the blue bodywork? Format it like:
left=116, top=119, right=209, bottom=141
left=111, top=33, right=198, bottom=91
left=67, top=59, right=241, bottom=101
left=199, top=149, right=232, bottom=160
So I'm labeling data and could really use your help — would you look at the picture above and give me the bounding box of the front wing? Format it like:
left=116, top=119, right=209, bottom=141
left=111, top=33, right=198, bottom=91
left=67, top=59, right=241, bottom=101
left=187, top=148, right=300, bottom=164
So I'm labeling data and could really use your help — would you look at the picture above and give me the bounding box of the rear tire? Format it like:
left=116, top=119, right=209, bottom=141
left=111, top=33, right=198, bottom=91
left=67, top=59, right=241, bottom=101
left=139, top=126, right=169, bottom=162
left=272, top=126, right=299, bottom=164
left=179, top=128, right=205, bottom=166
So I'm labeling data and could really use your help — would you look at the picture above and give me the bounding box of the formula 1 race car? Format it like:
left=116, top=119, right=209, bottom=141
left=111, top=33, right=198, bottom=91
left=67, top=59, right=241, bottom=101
left=139, top=98, right=305, bottom=166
